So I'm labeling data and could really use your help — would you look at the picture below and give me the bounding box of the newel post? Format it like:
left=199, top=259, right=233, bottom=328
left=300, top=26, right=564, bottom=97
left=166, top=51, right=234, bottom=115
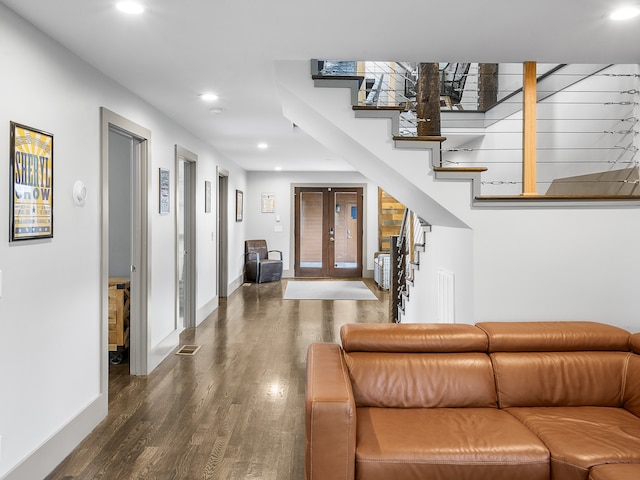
left=522, top=61, right=538, bottom=196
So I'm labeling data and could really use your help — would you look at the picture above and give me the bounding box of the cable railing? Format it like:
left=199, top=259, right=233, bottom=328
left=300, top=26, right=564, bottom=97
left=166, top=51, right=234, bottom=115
left=389, top=208, right=429, bottom=323
left=315, top=61, right=640, bottom=197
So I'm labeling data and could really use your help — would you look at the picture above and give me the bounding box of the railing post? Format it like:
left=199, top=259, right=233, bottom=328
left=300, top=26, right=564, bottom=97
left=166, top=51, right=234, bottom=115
left=389, top=235, right=400, bottom=323
left=416, top=63, right=442, bottom=137
left=522, top=61, right=538, bottom=196
left=478, top=63, right=498, bottom=111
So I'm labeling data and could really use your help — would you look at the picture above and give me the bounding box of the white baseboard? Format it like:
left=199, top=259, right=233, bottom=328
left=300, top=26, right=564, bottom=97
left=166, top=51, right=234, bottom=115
left=229, top=274, right=244, bottom=292
left=148, top=328, right=183, bottom=373
left=197, top=296, right=219, bottom=326
left=2, top=395, right=107, bottom=480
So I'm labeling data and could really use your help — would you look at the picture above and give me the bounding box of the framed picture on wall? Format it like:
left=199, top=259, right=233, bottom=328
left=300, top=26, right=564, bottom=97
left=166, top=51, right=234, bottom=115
left=159, top=168, right=170, bottom=214
left=9, top=121, right=54, bottom=241
left=236, top=189, right=243, bottom=222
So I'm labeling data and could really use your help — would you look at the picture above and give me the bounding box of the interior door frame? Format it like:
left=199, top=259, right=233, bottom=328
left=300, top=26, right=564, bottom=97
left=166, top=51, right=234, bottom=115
left=294, top=185, right=364, bottom=278
left=175, top=145, right=197, bottom=329
left=217, top=168, right=229, bottom=298
left=101, top=107, right=151, bottom=380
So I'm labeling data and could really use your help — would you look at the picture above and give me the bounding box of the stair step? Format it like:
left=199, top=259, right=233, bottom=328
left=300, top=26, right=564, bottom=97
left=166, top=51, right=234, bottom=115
left=353, top=105, right=406, bottom=111
left=354, top=106, right=403, bottom=135
left=476, top=194, right=640, bottom=201
left=311, top=74, right=364, bottom=82
left=434, top=166, right=488, bottom=173
left=393, top=136, right=447, bottom=155
left=393, top=135, right=447, bottom=143
left=312, top=75, right=364, bottom=105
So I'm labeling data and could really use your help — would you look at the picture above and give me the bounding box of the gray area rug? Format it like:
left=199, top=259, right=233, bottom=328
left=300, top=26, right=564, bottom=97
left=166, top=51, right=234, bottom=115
left=283, top=280, right=378, bottom=300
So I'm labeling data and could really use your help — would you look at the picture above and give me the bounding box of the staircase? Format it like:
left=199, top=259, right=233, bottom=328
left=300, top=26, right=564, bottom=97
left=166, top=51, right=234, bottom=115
left=273, top=59, right=640, bottom=326
left=307, top=60, right=640, bottom=200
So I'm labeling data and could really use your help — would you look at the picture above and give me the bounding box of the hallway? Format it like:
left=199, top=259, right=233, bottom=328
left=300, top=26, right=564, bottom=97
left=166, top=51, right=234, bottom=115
left=46, top=279, right=388, bottom=480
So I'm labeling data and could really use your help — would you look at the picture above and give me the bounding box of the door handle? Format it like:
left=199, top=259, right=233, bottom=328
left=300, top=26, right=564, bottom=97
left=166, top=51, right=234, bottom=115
left=329, top=237, right=335, bottom=241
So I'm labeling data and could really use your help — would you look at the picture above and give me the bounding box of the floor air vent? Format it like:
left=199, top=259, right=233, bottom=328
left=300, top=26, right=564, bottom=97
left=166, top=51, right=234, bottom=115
left=175, top=345, right=201, bottom=356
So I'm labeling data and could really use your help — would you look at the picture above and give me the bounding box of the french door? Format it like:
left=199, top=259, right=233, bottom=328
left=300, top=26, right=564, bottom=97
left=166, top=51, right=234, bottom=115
left=294, top=187, right=363, bottom=277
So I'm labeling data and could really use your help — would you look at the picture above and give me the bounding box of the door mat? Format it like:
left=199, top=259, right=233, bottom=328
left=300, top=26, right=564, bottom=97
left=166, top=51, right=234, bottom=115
left=284, top=280, right=378, bottom=300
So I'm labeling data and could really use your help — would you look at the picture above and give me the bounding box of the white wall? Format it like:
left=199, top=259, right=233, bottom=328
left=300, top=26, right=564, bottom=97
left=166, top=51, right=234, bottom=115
left=245, top=171, right=378, bottom=275
left=471, top=207, right=640, bottom=332
left=402, top=225, right=474, bottom=325
left=0, top=5, right=246, bottom=479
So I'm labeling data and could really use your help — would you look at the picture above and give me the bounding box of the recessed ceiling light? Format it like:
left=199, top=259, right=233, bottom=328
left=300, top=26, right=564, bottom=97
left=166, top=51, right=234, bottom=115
left=116, top=2, right=144, bottom=14
left=200, top=93, right=219, bottom=102
left=610, top=6, right=640, bottom=20
left=257, top=143, right=268, bottom=149
left=274, top=166, right=282, bottom=171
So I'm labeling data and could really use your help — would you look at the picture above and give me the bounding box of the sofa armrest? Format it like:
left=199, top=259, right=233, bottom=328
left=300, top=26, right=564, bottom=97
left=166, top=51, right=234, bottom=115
left=306, top=343, right=356, bottom=480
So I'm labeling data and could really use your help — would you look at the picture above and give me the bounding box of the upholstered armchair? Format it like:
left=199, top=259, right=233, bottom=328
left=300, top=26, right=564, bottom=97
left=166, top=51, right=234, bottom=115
left=244, top=239, right=283, bottom=283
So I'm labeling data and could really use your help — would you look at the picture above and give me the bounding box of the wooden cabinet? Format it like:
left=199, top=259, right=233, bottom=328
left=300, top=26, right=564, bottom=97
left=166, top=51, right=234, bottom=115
left=108, top=278, right=130, bottom=364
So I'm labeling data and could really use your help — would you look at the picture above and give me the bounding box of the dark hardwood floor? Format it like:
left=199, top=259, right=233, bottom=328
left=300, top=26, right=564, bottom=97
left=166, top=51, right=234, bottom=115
left=46, top=279, right=388, bottom=480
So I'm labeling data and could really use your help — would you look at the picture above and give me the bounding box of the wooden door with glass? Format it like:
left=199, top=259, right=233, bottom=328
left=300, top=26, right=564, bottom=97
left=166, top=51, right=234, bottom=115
left=294, top=187, right=363, bottom=277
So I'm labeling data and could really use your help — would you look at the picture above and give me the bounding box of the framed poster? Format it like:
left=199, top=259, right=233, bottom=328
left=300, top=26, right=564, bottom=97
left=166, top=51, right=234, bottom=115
left=159, top=168, right=170, bottom=214
left=204, top=181, right=211, bottom=213
left=10, top=122, right=54, bottom=241
left=236, top=189, right=243, bottom=222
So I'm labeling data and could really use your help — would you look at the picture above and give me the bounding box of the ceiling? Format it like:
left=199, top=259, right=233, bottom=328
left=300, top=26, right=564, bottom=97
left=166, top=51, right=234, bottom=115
left=2, top=0, right=639, bottom=172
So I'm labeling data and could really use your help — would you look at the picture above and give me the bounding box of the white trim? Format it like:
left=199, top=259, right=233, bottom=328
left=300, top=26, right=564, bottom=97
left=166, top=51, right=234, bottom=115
left=148, top=328, right=183, bottom=373
left=217, top=167, right=229, bottom=298
left=101, top=107, right=152, bottom=376
left=1, top=396, right=106, bottom=480
left=197, top=296, right=219, bottom=326
left=175, top=145, right=198, bottom=329
left=228, top=273, right=244, bottom=293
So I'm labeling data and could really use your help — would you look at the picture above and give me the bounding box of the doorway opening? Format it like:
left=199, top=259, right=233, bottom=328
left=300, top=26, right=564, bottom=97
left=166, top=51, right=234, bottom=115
left=176, top=146, right=197, bottom=328
left=217, top=169, right=229, bottom=298
left=294, top=187, right=363, bottom=277
left=101, top=108, right=151, bottom=382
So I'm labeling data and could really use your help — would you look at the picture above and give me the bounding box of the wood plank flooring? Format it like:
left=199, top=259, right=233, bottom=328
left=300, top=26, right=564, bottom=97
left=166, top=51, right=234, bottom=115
left=46, top=279, right=388, bottom=480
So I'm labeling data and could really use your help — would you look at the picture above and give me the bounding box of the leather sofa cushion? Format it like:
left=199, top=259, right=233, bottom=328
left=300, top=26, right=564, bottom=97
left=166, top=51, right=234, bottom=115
left=477, top=321, right=630, bottom=352
left=345, top=352, right=496, bottom=408
left=589, top=464, right=640, bottom=480
left=507, top=407, right=640, bottom=480
left=341, top=323, right=487, bottom=353
left=491, top=351, right=629, bottom=408
left=355, top=407, right=549, bottom=480
left=630, top=333, right=640, bottom=354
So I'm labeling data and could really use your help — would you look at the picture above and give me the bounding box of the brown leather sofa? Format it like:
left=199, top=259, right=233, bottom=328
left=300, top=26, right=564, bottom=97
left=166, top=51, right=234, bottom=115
left=305, top=321, right=640, bottom=480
